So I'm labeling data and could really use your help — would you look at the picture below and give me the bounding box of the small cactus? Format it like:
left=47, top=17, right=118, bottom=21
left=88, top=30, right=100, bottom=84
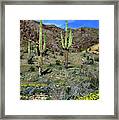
left=61, top=20, right=73, bottom=68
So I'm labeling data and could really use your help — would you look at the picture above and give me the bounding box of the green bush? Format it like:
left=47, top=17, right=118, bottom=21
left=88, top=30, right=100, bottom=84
left=75, top=91, right=99, bottom=100
left=55, top=60, right=61, bottom=65
left=94, top=56, right=99, bottom=62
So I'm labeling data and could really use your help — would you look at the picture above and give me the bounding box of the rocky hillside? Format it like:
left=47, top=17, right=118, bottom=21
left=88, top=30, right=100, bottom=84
left=20, top=20, right=99, bottom=53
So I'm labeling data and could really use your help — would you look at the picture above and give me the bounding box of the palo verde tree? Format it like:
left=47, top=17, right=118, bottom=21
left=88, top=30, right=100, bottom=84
left=61, top=20, right=73, bottom=68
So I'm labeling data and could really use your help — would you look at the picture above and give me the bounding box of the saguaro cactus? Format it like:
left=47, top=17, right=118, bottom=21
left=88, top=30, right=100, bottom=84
left=27, top=40, right=33, bottom=64
left=61, top=20, right=73, bottom=68
left=27, top=20, right=46, bottom=75
left=38, top=20, right=47, bottom=75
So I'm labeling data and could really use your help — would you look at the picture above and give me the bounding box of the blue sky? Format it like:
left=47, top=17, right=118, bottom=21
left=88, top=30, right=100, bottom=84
left=41, top=20, right=99, bottom=29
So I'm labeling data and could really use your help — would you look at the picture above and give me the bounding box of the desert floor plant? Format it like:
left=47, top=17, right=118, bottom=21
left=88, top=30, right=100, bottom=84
left=61, top=20, right=73, bottom=68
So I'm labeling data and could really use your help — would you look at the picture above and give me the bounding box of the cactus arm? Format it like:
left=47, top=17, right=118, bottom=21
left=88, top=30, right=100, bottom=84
left=65, top=20, right=68, bottom=48
left=67, top=29, right=72, bottom=48
left=43, top=32, right=46, bottom=50
left=61, top=31, right=65, bottom=49
left=39, top=20, right=42, bottom=51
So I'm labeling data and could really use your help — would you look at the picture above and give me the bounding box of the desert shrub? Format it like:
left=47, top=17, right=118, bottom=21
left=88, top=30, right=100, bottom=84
left=88, top=58, right=94, bottom=64
left=94, top=56, right=99, bottom=62
left=75, top=91, right=99, bottom=100
left=30, top=66, right=35, bottom=72
left=89, top=48, right=91, bottom=51
left=59, top=51, right=63, bottom=56
left=55, top=60, right=61, bottom=65
left=20, top=65, right=31, bottom=73
left=83, top=53, right=86, bottom=57
left=28, top=56, right=33, bottom=64
left=86, top=55, right=89, bottom=60
left=29, top=66, right=38, bottom=72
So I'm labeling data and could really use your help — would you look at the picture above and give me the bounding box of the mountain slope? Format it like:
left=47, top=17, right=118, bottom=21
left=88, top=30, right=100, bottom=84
left=20, top=20, right=99, bottom=53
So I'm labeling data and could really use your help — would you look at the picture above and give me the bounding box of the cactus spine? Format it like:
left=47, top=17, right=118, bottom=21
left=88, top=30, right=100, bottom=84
left=61, top=20, right=73, bottom=68
left=38, top=20, right=46, bottom=75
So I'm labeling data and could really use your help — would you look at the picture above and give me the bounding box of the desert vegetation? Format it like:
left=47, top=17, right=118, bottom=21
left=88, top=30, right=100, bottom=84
left=20, top=20, right=99, bottom=100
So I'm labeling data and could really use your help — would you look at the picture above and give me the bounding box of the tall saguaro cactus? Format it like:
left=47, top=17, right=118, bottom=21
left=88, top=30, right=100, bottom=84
left=38, top=20, right=47, bottom=75
left=27, top=20, right=46, bottom=75
left=61, top=20, right=73, bottom=68
left=27, top=40, right=34, bottom=64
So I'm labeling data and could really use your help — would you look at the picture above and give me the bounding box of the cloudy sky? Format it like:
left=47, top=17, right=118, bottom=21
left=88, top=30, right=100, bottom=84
left=40, top=20, right=99, bottom=29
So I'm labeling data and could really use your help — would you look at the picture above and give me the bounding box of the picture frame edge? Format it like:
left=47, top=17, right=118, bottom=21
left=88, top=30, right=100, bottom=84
left=0, top=0, right=118, bottom=120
